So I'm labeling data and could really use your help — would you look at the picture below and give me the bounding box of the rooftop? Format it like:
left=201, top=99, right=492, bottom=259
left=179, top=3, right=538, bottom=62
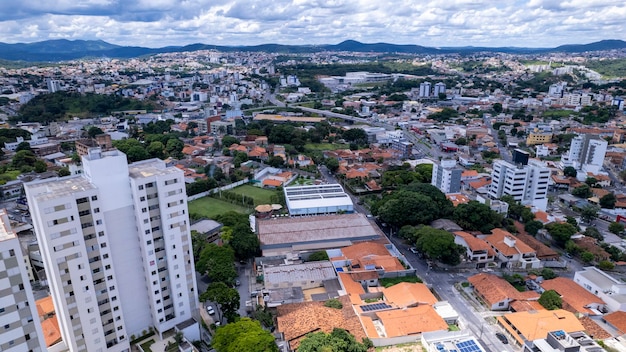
left=24, top=176, right=96, bottom=203
left=498, top=309, right=584, bottom=345
left=264, top=261, right=336, bottom=286
left=383, top=282, right=438, bottom=307
left=376, top=305, right=448, bottom=337
left=540, top=277, right=604, bottom=315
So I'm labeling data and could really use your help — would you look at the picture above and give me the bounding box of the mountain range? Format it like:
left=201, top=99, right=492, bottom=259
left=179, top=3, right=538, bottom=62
left=0, top=39, right=625, bottom=62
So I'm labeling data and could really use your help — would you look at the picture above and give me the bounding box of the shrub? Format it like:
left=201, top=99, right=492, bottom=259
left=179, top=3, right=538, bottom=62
left=324, top=298, right=343, bottom=309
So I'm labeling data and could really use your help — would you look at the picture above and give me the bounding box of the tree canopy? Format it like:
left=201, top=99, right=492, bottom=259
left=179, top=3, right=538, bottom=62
left=546, top=222, right=578, bottom=246
left=538, top=290, right=562, bottom=310
left=453, top=201, right=503, bottom=233
left=200, top=282, right=240, bottom=323
left=372, top=184, right=453, bottom=228
left=211, top=318, right=277, bottom=352
left=415, top=226, right=465, bottom=265
left=298, top=328, right=372, bottom=352
left=195, top=244, right=237, bottom=285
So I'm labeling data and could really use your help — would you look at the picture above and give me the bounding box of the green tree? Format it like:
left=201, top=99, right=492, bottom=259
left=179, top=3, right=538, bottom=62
left=11, top=150, right=37, bottom=168
left=492, top=103, right=503, bottom=113
left=201, top=282, right=240, bottom=323
left=196, top=244, right=237, bottom=285
left=524, top=220, right=544, bottom=236
left=583, top=227, right=603, bottom=241
left=563, top=166, right=577, bottom=177
left=33, top=160, right=47, bottom=173
left=221, top=135, right=239, bottom=148
left=454, top=137, right=467, bottom=145
left=58, top=167, right=71, bottom=177
left=453, top=201, right=502, bottom=233
left=147, top=141, right=166, bottom=159
left=87, top=126, right=104, bottom=138
left=546, top=222, right=578, bottom=246
left=15, top=141, right=32, bottom=152
left=581, top=251, right=594, bottom=263
left=600, top=193, right=617, bottom=209
left=598, top=260, right=615, bottom=271
left=541, top=268, right=557, bottom=280
left=585, top=177, right=598, bottom=187
left=609, top=222, right=625, bottom=235
left=324, top=157, right=339, bottom=173
left=415, top=226, right=465, bottom=265
left=572, top=184, right=593, bottom=198
left=580, top=205, right=599, bottom=224
left=229, top=223, right=259, bottom=260
left=538, top=290, right=562, bottom=310
left=211, top=318, right=277, bottom=352
left=342, top=128, right=368, bottom=145
left=267, top=155, right=284, bottom=168
left=398, top=225, right=420, bottom=243
left=298, top=328, right=372, bottom=352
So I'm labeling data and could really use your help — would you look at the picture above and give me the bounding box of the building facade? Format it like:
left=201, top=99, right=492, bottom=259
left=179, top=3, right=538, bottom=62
left=25, top=148, right=198, bottom=352
left=0, top=209, right=47, bottom=352
left=431, top=159, right=462, bottom=194
left=488, top=159, right=550, bottom=210
left=565, top=134, right=607, bottom=174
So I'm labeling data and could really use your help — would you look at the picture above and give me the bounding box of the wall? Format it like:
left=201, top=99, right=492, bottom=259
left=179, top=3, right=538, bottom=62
left=187, top=178, right=249, bottom=201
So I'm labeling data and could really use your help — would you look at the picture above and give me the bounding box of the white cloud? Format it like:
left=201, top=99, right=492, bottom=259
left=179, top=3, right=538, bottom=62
left=0, top=0, right=623, bottom=48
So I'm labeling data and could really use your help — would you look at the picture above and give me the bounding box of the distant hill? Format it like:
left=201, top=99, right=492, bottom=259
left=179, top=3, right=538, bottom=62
left=0, top=39, right=625, bottom=62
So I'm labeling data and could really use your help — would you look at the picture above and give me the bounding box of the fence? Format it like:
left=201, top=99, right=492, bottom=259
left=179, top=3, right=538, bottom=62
left=187, top=178, right=249, bottom=201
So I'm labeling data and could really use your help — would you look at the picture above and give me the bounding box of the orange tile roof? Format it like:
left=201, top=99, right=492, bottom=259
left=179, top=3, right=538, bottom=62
left=603, top=311, right=626, bottom=334
left=461, top=170, right=479, bottom=177
left=540, top=277, right=604, bottom=315
left=36, top=296, right=55, bottom=316
left=345, top=169, right=369, bottom=179
left=341, top=242, right=405, bottom=272
left=276, top=296, right=367, bottom=350
left=41, top=316, right=62, bottom=347
left=484, top=228, right=535, bottom=256
left=447, top=194, right=471, bottom=207
left=498, top=309, right=584, bottom=344
left=469, top=178, right=491, bottom=189
left=509, top=300, right=545, bottom=312
left=262, top=179, right=283, bottom=187
left=376, top=305, right=448, bottom=337
left=338, top=272, right=366, bottom=305
left=579, top=316, right=612, bottom=339
left=534, top=210, right=550, bottom=224
left=383, top=282, right=438, bottom=307
left=468, top=273, right=539, bottom=307
left=454, top=231, right=491, bottom=252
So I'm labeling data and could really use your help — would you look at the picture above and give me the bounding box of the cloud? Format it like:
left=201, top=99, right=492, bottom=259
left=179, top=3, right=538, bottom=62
left=0, top=0, right=623, bottom=48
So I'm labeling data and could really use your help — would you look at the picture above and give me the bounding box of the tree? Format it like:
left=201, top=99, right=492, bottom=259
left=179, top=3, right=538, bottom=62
left=322, top=157, right=339, bottom=173
left=147, top=141, right=166, bottom=159
left=546, top=223, right=578, bottom=246
left=454, top=137, right=467, bottom=145
left=201, top=282, right=240, bottom=323
left=563, top=166, right=577, bottom=177
left=583, top=227, right=603, bottom=241
left=581, top=251, right=594, bottom=263
left=87, top=126, right=104, bottom=138
left=33, top=160, right=47, bottom=173
left=342, top=128, right=368, bottom=145
left=58, top=167, right=71, bottom=177
left=15, top=141, right=32, bottom=152
left=126, top=145, right=150, bottom=162
left=196, top=244, right=237, bottom=285
left=11, top=150, right=37, bottom=168
left=541, top=268, right=557, bottom=280
left=211, top=318, right=277, bottom=352
left=492, top=103, right=503, bottom=113
left=415, top=227, right=465, bottom=265
left=221, top=135, right=239, bottom=148
left=609, top=222, right=625, bottom=235
left=600, top=193, right=617, bottom=209
left=585, top=177, right=598, bottom=187
left=298, top=328, right=372, bottom=352
left=229, top=223, right=259, bottom=260
left=572, top=184, right=593, bottom=198
left=538, top=290, right=562, bottom=310
left=453, top=201, right=502, bottom=233
left=524, top=220, right=544, bottom=236
left=580, top=205, right=599, bottom=224
left=267, top=155, right=284, bottom=168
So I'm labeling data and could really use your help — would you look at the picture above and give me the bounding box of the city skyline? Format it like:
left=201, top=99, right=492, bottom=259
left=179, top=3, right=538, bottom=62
left=0, top=0, right=624, bottom=49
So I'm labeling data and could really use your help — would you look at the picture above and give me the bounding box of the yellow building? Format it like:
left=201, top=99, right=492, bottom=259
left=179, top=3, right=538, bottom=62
left=526, top=132, right=553, bottom=146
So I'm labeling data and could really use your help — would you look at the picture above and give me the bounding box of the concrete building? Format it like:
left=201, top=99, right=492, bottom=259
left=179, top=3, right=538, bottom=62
left=419, top=82, right=432, bottom=98
left=433, top=82, right=446, bottom=97
left=564, top=134, right=607, bottom=175
left=523, top=330, right=602, bottom=352
left=488, top=159, right=550, bottom=211
left=24, top=148, right=199, bottom=352
left=390, top=139, right=413, bottom=159
left=284, top=184, right=354, bottom=216
left=431, top=159, right=462, bottom=194
left=0, top=209, right=47, bottom=352
left=573, top=266, right=626, bottom=312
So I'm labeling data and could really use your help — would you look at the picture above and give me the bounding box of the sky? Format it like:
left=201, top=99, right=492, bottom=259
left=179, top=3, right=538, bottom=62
left=0, top=0, right=624, bottom=48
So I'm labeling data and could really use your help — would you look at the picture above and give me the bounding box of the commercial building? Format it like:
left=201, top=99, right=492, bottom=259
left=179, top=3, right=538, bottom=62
left=431, top=159, right=462, bottom=194
left=284, top=184, right=354, bottom=216
left=488, top=158, right=550, bottom=211
left=25, top=148, right=199, bottom=352
left=563, top=134, right=607, bottom=175
left=0, top=209, right=47, bottom=352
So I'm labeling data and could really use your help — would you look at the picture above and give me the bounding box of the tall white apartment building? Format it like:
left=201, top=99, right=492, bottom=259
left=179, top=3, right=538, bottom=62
left=25, top=148, right=198, bottom=352
left=419, top=82, right=431, bottom=98
left=433, top=82, right=446, bottom=97
left=0, top=209, right=46, bottom=352
left=563, top=134, right=607, bottom=175
left=488, top=159, right=550, bottom=211
left=431, top=159, right=462, bottom=194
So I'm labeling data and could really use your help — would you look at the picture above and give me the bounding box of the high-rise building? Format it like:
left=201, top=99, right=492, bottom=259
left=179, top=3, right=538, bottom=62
left=431, top=159, right=462, bottom=194
left=564, top=134, right=607, bottom=175
left=433, top=82, right=446, bottom=97
left=0, top=209, right=47, bottom=352
left=25, top=148, right=199, bottom=352
left=488, top=159, right=550, bottom=210
left=419, top=82, right=432, bottom=98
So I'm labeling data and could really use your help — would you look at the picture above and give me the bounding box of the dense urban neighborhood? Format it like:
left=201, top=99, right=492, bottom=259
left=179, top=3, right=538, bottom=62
left=4, top=40, right=626, bottom=352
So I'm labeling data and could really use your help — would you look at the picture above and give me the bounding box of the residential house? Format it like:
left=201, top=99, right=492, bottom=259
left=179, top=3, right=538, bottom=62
left=497, top=309, right=584, bottom=346
left=454, top=231, right=495, bottom=267
left=483, top=229, right=541, bottom=269
left=468, top=273, right=539, bottom=311
left=540, top=277, right=606, bottom=315
left=574, top=267, right=626, bottom=312
left=383, top=282, right=438, bottom=307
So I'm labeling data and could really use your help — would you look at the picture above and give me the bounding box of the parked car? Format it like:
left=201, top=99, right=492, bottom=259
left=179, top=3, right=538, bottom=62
left=495, top=332, right=508, bottom=344
left=206, top=306, right=215, bottom=315
left=235, top=279, right=241, bottom=286
left=409, top=247, right=418, bottom=254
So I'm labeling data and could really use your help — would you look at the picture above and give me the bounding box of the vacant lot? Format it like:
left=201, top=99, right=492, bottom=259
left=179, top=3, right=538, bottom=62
left=188, top=197, right=251, bottom=219
left=228, top=184, right=278, bottom=205
left=304, top=143, right=347, bottom=151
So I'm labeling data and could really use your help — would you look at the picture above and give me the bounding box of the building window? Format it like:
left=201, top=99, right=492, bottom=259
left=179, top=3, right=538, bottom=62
left=91, top=196, right=98, bottom=201
left=138, top=185, right=144, bottom=190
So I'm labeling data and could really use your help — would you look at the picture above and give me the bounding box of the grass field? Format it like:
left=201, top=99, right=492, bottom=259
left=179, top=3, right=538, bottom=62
left=188, top=197, right=251, bottom=219
left=228, top=184, right=277, bottom=205
left=304, top=143, right=347, bottom=151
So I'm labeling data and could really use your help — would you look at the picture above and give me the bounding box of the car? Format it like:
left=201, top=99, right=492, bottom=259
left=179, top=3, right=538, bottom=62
left=206, top=306, right=215, bottom=315
left=235, top=279, right=241, bottom=286
left=214, top=321, right=221, bottom=326
left=409, top=247, right=418, bottom=254
left=565, top=253, right=572, bottom=259
left=495, top=332, right=508, bottom=344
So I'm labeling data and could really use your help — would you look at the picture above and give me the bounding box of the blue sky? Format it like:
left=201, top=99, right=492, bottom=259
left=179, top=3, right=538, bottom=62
left=0, top=0, right=624, bottom=48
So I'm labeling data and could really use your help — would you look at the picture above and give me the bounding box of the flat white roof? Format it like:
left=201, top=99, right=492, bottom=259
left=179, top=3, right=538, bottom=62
left=284, top=184, right=353, bottom=211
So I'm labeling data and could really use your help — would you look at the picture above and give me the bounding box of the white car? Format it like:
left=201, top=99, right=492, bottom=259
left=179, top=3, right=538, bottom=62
left=206, top=306, right=215, bottom=315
